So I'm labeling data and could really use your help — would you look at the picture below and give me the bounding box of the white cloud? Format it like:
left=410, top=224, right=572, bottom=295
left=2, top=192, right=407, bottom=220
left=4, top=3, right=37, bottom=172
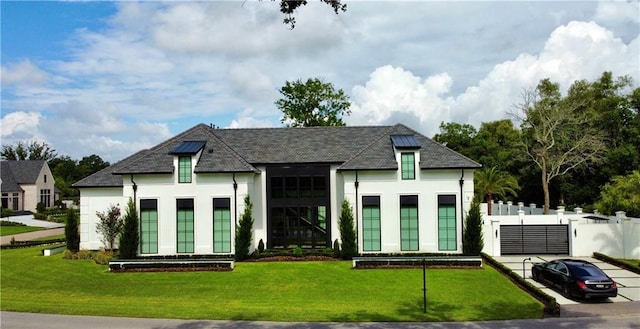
left=1, top=60, right=49, bottom=87
left=347, top=65, right=454, bottom=135
left=2, top=2, right=638, bottom=162
left=349, top=21, right=640, bottom=138
left=0, top=111, right=42, bottom=141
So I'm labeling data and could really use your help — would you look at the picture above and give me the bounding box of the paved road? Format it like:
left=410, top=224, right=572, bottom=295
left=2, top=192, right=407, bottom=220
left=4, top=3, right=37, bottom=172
left=1, top=312, right=639, bottom=329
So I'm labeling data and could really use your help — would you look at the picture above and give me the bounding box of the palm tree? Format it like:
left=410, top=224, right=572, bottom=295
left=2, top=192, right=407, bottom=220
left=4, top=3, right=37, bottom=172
left=474, top=166, right=520, bottom=215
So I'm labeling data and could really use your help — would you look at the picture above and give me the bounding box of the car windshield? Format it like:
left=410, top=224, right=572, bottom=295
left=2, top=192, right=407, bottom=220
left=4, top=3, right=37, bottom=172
left=569, top=265, right=605, bottom=278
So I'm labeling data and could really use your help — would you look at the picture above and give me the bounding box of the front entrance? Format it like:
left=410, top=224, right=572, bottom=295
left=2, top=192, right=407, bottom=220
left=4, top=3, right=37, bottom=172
left=267, top=165, right=331, bottom=249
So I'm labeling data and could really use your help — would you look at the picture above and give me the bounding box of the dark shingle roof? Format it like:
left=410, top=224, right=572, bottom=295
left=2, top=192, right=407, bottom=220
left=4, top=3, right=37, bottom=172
left=1, top=160, right=47, bottom=192
left=73, top=123, right=480, bottom=187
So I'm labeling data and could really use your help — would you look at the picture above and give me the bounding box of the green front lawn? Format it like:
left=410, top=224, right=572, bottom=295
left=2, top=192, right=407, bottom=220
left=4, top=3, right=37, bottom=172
left=0, top=226, right=42, bottom=236
left=0, top=247, right=544, bottom=322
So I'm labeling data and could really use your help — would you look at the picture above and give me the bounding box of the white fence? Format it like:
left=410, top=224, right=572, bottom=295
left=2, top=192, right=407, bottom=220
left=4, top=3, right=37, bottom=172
left=481, top=204, right=640, bottom=259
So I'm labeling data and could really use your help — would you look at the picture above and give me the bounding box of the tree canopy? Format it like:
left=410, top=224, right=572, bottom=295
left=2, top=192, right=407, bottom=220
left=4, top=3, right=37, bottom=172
left=512, top=78, right=607, bottom=214
left=1, top=141, right=57, bottom=161
left=276, top=78, right=351, bottom=127
left=277, top=0, right=346, bottom=29
left=595, top=171, right=640, bottom=217
left=435, top=72, right=637, bottom=215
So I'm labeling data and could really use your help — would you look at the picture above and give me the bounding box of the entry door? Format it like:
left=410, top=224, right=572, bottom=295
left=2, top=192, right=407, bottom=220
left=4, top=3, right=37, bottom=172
left=270, top=206, right=327, bottom=248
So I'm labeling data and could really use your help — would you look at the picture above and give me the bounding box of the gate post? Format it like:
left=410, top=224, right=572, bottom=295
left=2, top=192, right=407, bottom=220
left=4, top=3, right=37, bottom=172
left=568, top=218, right=579, bottom=257
left=491, top=219, right=501, bottom=256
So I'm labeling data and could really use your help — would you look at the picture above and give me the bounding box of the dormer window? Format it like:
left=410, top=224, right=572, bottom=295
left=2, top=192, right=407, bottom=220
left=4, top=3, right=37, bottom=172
left=391, top=135, right=421, bottom=181
left=170, top=141, right=206, bottom=184
left=178, top=156, right=192, bottom=183
left=401, top=153, right=415, bottom=180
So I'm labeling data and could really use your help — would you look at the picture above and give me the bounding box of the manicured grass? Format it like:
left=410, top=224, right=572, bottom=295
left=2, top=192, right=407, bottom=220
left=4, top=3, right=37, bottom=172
left=0, top=226, right=42, bottom=236
left=617, top=258, right=640, bottom=269
left=0, top=247, right=544, bottom=322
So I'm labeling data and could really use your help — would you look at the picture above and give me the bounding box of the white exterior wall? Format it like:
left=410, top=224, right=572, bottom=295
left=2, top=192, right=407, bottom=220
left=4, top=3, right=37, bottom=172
left=78, top=154, right=476, bottom=255
left=122, top=169, right=256, bottom=256
left=79, top=187, right=125, bottom=250
left=483, top=211, right=640, bottom=258
left=341, top=167, right=475, bottom=254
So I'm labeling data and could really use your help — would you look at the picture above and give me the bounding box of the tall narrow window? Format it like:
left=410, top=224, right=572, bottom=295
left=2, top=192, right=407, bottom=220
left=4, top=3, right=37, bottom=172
left=400, top=195, right=419, bottom=251
left=213, top=198, right=231, bottom=253
left=362, top=196, right=381, bottom=252
left=39, top=189, right=51, bottom=208
left=438, top=195, right=457, bottom=251
left=178, top=156, right=192, bottom=183
left=176, top=199, right=194, bottom=253
left=401, top=153, right=415, bottom=180
left=140, top=199, right=158, bottom=254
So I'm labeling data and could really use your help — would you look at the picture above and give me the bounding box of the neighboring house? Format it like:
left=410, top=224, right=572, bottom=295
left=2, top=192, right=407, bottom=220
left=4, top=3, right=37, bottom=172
left=73, top=123, right=480, bottom=255
left=1, top=160, right=57, bottom=213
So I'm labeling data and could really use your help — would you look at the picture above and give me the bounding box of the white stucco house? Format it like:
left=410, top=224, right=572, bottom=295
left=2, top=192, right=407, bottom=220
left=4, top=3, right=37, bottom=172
left=73, top=123, right=480, bottom=255
left=1, top=160, right=57, bottom=213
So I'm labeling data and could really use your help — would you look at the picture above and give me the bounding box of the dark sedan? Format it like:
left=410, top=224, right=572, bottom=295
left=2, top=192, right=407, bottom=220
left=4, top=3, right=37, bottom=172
left=531, top=259, right=618, bottom=299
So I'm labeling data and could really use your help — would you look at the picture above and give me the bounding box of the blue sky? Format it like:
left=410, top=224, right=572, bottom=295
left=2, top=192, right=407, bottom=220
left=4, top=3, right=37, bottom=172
left=1, top=1, right=639, bottom=163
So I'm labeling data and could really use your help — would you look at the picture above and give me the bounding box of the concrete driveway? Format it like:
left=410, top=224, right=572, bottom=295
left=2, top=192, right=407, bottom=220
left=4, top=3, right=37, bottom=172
left=494, top=255, right=640, bottom=304
left=0, top=214, right=65, bottom=245
left=1, top=214, right=65, bottom=229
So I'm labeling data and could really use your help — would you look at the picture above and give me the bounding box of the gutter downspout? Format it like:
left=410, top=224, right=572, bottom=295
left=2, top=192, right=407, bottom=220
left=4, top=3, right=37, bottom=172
left=233, top=173, right=238, bottom=226
left=354, top=170, right=359, bottom=253
left=130, top=175, right=138, bottom=203
left=459, top=170, right=465, bottom=248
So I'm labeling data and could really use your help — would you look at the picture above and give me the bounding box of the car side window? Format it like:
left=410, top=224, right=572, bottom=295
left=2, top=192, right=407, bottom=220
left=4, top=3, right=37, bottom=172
left=556, top=263, right=568, bottom=275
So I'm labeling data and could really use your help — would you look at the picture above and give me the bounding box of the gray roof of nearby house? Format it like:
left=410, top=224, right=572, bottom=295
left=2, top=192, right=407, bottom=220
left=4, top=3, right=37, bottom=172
left=1, top=160, right=47, bottom=192
left=73, top=123, right=481, bottom=188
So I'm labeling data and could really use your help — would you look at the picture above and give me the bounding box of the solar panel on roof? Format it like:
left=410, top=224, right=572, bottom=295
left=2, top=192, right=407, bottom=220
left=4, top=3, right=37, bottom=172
left=170, top=141, right=206, bottom=155
left=390, top=135, right=421, bottom=149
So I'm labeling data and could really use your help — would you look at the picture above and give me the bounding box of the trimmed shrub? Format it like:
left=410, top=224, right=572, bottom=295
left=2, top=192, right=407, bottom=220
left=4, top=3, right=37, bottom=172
left=338, top=200, right=357, bottom=260
left=333, top=239, right=341, bottom=258
left=234, top=195, right=254, bottom=261
left=65, top=207, right=80, bottom=252
left=257, top=239, right=265, bottom=253
left=463, top=201, right=484, bottom=255
left=36, top=202, right=46, bottom=213
left=118, top=198, right=139, bottom=259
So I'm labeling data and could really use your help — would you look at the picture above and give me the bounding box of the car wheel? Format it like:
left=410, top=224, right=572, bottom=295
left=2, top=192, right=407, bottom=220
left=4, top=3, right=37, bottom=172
left=531, top=270, right=538, bottom=281
left=562, top=284, right=570, bottom=298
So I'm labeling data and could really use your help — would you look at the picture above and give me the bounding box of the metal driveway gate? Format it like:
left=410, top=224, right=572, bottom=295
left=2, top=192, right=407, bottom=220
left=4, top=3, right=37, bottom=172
left=500, top=225, right=569, bottom=255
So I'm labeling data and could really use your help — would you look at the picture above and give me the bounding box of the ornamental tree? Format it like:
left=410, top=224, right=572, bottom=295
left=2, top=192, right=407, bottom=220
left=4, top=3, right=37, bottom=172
left=95, top=204, right=123, bottom=252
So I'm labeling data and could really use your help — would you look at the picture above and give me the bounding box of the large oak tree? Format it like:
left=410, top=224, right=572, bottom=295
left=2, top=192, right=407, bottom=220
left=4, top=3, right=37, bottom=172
left=276, top=78, right=351, bottom=127
left=512, top=79, right=607, bottom=214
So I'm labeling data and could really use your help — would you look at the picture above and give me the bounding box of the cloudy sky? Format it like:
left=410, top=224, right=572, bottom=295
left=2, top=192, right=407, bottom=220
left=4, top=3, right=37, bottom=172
left=2, top=1, right=639, bottom=163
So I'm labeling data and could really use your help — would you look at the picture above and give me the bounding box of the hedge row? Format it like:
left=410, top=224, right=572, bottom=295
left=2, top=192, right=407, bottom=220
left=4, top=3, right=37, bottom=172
left=593, top=252, right=640, bottom=275
left=0, top=238, right=66, bottom=250
left=481, top=253, right=560, bottom=317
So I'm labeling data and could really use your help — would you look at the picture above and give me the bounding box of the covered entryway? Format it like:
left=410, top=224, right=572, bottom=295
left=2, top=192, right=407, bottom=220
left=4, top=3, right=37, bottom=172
left=500, top=225, right=569, bottom=255
left=266, top=165, right=331, bottom=249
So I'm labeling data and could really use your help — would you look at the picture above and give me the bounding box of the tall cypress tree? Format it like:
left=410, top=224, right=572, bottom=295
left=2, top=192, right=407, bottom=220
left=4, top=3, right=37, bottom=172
left=118, top=198, right=139, bottom=259
left=338, top=199, right=357, bottom=260
left=463, top=201, right=484, bottom=255
left=65, top=208, right=80, bottom=252
left=235, top=195, right=254, bottom=261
